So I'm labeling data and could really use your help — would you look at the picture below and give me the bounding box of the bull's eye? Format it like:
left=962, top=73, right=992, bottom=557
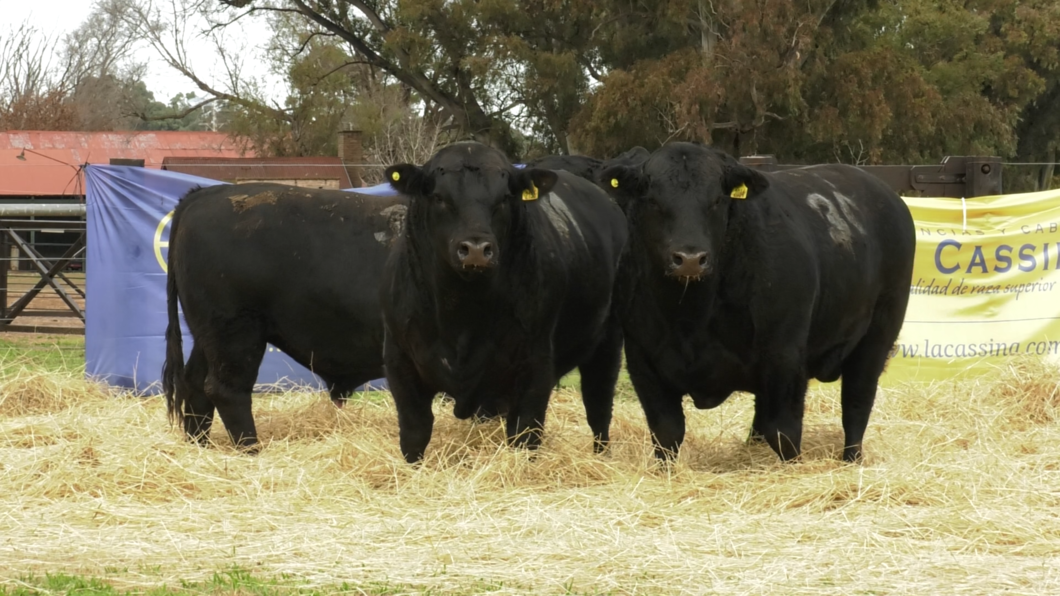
left=430, top=194, right=449, bottom=208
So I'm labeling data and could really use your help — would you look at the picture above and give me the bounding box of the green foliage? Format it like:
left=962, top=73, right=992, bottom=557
left=223, top=16, right=360, bottom=157
left=570, top=0, right=1060, bottom=170
left=130, top=86, right=215, bottom=132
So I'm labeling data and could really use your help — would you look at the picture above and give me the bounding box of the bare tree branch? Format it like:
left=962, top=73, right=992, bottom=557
left=131, top=96, right=218, bottom=121
left=339, top=0, right=392, bottom=34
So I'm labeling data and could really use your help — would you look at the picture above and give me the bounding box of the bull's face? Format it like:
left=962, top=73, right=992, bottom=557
left=385, top=144, right=557, bottom=277
left=600, top=143, right=768, bottom=282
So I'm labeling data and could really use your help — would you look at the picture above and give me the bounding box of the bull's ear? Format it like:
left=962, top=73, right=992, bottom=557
left=385, top=164, right=430, bottom=196
left=722, top=164, right=769, bottom=200
left=598, top=164, right=645, bottom=212
left=510, top=168, right=558, bottom=201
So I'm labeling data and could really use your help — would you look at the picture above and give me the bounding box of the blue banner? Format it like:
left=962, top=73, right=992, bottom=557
left=84, top=165, right=395, bottom=394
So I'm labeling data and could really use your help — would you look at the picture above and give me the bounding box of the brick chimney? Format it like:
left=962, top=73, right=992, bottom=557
left=337, top=129, right=364, bottom=188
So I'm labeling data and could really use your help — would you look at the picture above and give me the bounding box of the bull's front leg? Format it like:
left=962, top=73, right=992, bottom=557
left=506, top=348, right=556, bottom=451
left=625, top=342, right=685, bottom=461
left=384, top=337, right=436, bottom=464
left=752, top=353, right=808, bottom=462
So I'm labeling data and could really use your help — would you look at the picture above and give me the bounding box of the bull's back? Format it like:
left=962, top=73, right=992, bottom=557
left=771, top=165, right=914, bottom=285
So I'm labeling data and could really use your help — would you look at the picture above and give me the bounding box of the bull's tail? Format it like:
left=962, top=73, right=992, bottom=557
left=161, top=228, right=185, bottom=427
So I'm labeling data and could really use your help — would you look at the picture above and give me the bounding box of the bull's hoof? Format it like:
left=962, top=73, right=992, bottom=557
left=232, top=437, right=261, bottom=455
left=652, top=445, right=680, bottom=462
left=331, top=398, right=346, bottom=409
left=842, top=445, right=864, bottom=463
left=747, top=430, right=767, bottom=444
left=183, top=429, right=213, bottom=447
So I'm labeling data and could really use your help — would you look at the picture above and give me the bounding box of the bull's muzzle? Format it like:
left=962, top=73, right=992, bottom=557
left=457, top=239, right=495, bottom=269
left=669, top=250, right=708, bottom=280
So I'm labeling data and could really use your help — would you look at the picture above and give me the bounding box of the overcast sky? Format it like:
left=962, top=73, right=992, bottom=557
left=3, top=0, right=283, bottom=104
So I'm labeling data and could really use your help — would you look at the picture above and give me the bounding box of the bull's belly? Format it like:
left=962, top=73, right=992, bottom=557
left=651, top=353, right=751, bottom=408
left=412, top=339, right=527, bottom=406
left=270, top=336, right=384, bottom=380
left=412, top=313, right=608, bottom=412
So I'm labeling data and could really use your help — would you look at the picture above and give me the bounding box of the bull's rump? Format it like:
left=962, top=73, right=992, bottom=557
left=765, top=165, right=915, bottom=375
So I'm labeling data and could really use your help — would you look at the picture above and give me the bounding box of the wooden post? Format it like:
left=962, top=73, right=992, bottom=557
left=0, top=233, right=7, bottom=326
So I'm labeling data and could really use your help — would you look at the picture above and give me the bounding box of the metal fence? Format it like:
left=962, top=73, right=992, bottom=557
left=0, top=206, right=86, bottom=335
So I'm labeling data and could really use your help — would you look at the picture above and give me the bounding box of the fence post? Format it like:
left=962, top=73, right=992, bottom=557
left=0, top=233, right=7, bottom=326
left=965, top=157, right=1003, bottom=197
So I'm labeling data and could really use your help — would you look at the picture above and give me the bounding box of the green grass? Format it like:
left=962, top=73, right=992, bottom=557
left=0, top=334, right=84, bottom=374
left=0, top=567, right=598, bottom=595
left=0, top=332, right=633, bottom=401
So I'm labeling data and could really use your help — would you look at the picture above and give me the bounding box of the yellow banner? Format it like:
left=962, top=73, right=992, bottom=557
left=881, top=188, right=1060, bottom=383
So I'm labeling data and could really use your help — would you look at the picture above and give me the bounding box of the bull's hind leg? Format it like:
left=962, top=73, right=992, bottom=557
left=201, top=326, right=267, bottom=453
left=577, top=320, right=623, bottom=453
left=839, top=299, right=907, bottom=462
left=182, top=344, right=214, bottom=445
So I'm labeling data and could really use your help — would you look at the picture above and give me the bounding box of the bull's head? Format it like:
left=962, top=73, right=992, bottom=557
left=385, top=143, right=557, bottom=276
left=599, top=143, right=768, bottom=282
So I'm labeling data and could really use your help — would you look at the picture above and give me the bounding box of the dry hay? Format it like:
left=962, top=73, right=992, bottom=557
left=1, top=360, right=1060, bottom=594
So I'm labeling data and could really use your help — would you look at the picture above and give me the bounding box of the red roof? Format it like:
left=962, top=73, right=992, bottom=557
left=0, top=131, right=254, bottom=197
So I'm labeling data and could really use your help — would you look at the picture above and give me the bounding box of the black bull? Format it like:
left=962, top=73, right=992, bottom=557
left=600, top=143, right=916, bottom=462
left=162, top=183, right=407, bottom=451
left=381, top=142, right=629, bottom=463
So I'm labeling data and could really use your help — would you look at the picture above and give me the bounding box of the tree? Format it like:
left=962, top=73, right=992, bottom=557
left=571, top=0, right=1058, bottom=168
left=125, top=0, right=1060, bottom=170
left=571, top=0, right=845, bottom=158
left=0, top=22, right=79, bottom=129
left=132, top=0, right=617, bottom=156
left=0, top=0, right=176, bottom=132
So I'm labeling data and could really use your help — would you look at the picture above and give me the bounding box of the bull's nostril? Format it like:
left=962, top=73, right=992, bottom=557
left=457, top=244, right=470, bottom=259
left=483, top=244, right=493, bottom=258
left=672, top=253, right=683, bottom=266
left=698, top=255, right=707, bottom=266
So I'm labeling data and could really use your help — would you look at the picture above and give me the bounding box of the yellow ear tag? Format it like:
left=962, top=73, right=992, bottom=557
left=730, top=183, right=748, bottom=199
left=390, top=171, right=401, bottom=182
left=522, top=184, right=539, bottom=201
left=610, top=178, right=619, bottom=188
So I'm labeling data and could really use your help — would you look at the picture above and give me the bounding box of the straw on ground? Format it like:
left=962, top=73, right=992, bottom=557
left=1, top=355, right=1059, bottom=594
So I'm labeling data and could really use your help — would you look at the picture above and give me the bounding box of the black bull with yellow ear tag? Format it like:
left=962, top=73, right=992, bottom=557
left=379, top=141, right=629, bottom=464
left=596, top=141, right=916, bottom=466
